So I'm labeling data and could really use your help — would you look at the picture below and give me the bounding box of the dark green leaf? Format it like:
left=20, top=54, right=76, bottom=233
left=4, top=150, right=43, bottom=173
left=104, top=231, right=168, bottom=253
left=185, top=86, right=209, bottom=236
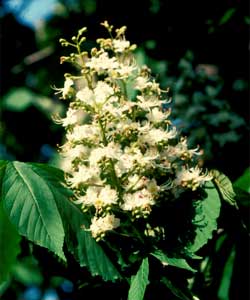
left=151, top=250, right=196, bottom=272
left=161, top=277, right=193, bottom=300
left=128, top=257, right=149, bottom=300
left=2, top=161, right=65, bottom=260
left=0, top=201, right=21, bottom=282
left=28, top=163, right=121, bottom=281
left=217, top=246, right=236, bottom=300
left=219, top=8, right=236, bottom=25
left=188, top=181, right=221, bottom=253
left=12, top=257, right=43, bottom=286
left=63, top=199, right=121, bottom=281
left=211, top=170, right=236, bottom=205
left=0, top=280, right=11, bottom=297
left=0, top=160, right=8, bottom=193
left=233, top=168, right=250, bottom=194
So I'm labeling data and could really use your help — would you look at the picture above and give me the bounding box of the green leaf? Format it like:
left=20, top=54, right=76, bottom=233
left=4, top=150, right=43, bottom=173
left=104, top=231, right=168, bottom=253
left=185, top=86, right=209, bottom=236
left=211, top=170, right=236, bottom=205
left=233, top=168, right=250, bottom=193
left=188, top=181, right=221, bottom=253
left=161, top=277, right=193, bottom=300
left=28, top=163, right=121, bottom=282
left=219, top=8, right=236, bottom=25
left=217, top=246, right=236, bottom=300
left=0, top=160, right=7, bottom=192
left=2, top=88, right=34, bottom=111
left=151, top=250, right=196, bottom=272
left=0, top=280, right=11, bottom=297
left=128, top=257, right=149, bottom=300
left=2, top=161, right=65, bottom=260
left=12, top=257, right=43, bottom=286
left=0, top=201, right=21, bottom=283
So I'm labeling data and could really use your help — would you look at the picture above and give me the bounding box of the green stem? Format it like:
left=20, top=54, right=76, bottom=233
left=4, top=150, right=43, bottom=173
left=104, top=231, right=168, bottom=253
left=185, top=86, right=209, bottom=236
left=121, top=80, right=128, bottom=99
left=98, top=117, right=122, bottom=195
left=76, top=43, right=85, bottom=66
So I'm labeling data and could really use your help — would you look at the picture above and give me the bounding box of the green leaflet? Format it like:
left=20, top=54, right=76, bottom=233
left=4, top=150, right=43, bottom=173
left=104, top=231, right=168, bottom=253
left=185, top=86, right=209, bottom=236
left=28, top=163, right=121, bottom=282
left=128, top=258, right=149, bottom=300
left=233, top=168, right=250, bottom=194
left=1, top=161, right=65, bottom=260
left=161, top=277, right=194, bottom=300
left=12, top=257, right=43, bottom=286
left=188, top=181, right=221, bottom=253
left=65, top=203, right=121, bottom=281
left=151, top=250, right=196, bottom=272
left=0, top=201, right=21, bottom=283
left=0, top=161, right=7, bottom=192
left=211, top=170, right=236, bottom=206
left=217, top=246, right=236, bottom=300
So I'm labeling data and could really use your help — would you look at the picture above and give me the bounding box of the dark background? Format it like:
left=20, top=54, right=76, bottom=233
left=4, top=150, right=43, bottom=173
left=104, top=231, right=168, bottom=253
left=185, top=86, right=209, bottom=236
left=0, top=1, right=249, bottom=299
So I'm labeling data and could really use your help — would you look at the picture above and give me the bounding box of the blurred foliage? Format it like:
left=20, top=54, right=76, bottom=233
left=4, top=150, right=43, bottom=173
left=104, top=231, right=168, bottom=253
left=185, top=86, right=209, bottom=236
left=0, top=0, right=249, bottom=299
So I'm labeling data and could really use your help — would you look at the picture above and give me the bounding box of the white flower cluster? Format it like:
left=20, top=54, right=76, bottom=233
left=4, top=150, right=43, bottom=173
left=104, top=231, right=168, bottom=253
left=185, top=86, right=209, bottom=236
left=56, top=21, right=212, bottom=241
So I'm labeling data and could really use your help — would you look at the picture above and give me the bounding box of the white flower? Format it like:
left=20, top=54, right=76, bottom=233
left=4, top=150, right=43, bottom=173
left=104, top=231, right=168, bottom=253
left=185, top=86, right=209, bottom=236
left=99, top=185, right=118, bottom=203
left=134, top=76, right=148, bottom=90
left=59, top=108, right=79, bottom=127
left=115, top=152, right=135, bottom=176
left=116, top=64, right=136, bottom=78
left=89, top=142, right=122, bottom=166
left=113, top=39, right=130, bottom=52
left=90, top=214, right=120, bottom=239
left=77, top=185, right=118, bottom=209
left=60, top=77, right=74, bottom=99
left=147, top=179, right=159, bottom=195
left=122, top=189, right=155, bottom=212
left=146, top=107, right=166, bottom=124
left=136, top=95, right=162, bottom=110
left=86, top=51, right=119, bottom=74
left=166, top=138, right=201, bottom=161
left=76, top=86, right=94, bottom=104
left=67, top=165, right=100, bottom=187
left=139, top=127, right=177, bottom=145
left=94, top=81, right=115, bottom=104
left=174, top=166, right=213, bottom=191
left=62, top=144, right=90, bottom=161
left=77, top=81, right=117, bottom=109
left=60, top=157, right=74, bottom=173
left=126, top=175, right=145, bottom=191
left=66, top=124, right=100, bottom=143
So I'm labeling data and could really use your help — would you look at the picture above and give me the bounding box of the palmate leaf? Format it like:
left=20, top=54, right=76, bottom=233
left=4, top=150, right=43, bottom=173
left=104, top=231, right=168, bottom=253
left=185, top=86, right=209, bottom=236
left=211, top=170, right=236, bottom=205
left=28, top=163, right=121, bottom=282
left=128, top=257, right=149, bottom=300
left=0, top=201, right=21, bottom=283
left=188, top=181, right=221, bottom=253
left=151, top=250, right=196, bottom=272
left=1, top=161, right=65, bottom=260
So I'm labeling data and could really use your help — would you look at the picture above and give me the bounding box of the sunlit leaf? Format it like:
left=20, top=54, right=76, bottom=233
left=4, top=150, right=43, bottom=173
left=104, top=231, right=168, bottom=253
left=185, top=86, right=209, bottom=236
left=128, top=258, right=149, bottom=300
left=188, top=181, right=221, bottom=252
left=2, top=161, right=65, bottom=260
left=211, top=170, right=236, bottom=205
left=151, top=250, right=196, bottom=272
left=28, top=163, right=121, bottom=282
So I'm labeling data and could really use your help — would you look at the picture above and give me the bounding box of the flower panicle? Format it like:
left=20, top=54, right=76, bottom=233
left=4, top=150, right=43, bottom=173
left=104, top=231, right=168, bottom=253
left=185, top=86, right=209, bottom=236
left=55, top=21, right=211, bottom=241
